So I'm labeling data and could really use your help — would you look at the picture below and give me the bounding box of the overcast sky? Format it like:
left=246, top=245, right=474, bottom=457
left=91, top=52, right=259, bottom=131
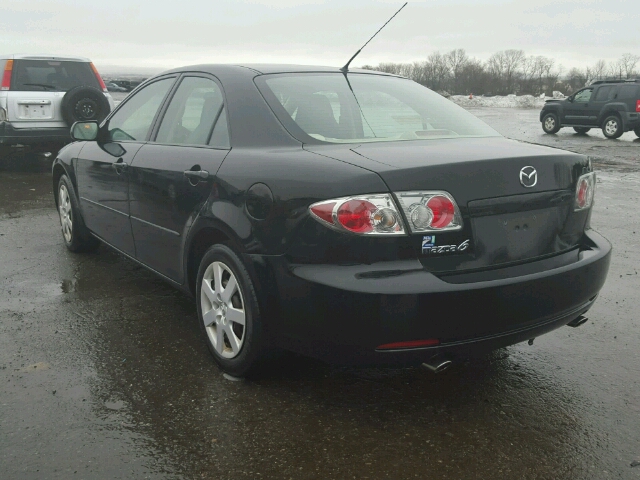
left=1, top=0, right=638, bottom=74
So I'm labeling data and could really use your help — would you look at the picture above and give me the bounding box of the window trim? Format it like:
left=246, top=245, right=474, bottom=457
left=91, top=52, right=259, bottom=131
left=100, top=74, right=178, bottom=143
left=148, top=72, right=231, bottom=150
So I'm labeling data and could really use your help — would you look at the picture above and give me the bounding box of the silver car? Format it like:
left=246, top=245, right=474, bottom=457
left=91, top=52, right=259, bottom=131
left=0, top=54, right=114, bottom=148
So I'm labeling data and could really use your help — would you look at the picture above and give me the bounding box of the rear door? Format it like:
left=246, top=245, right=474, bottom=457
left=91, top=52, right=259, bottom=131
left=585, top=85, right=614, bottom=125
left=128, top=75, right=231, bottom=282
left=76, top=76, right=176, bottom=256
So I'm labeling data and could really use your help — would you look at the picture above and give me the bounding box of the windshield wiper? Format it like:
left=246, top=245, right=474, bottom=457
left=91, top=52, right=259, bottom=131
left=22, top=83, right=58, bottom=91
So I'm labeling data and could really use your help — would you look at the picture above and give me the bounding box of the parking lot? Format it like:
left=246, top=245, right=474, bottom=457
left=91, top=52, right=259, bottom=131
left=1, top=107, right=639, bottom=479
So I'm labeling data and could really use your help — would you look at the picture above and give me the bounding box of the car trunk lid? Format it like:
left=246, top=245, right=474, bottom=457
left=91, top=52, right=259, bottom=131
left=305, top=137, right=591, bottom=272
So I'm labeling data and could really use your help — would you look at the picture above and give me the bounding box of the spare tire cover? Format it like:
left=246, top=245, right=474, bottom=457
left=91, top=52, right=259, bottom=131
left=61, top=86, right=111, bottom=125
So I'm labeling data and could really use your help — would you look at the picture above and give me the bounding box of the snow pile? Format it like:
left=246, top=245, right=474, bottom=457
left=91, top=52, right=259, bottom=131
left=553, top=91, right=566, bottom=99
left=449, top=94, right=549, bottom=108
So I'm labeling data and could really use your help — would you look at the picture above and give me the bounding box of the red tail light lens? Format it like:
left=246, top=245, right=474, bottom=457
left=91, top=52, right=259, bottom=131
left=1, top=59, right=13, bottom=91
left=310, top=202, right=336, bottom=225
left=337, top=200, right=376, bottom=233
left=89, top=62, right=108, bottom=93
left=574, top=172, right=596, bottom=211
left=426, top=195, right=455, bottom=229
left=309, top=194, right=405, bottom=235
left=396, top=191, right=463, bottom=233
left=636, top=100, right=640, bottom=113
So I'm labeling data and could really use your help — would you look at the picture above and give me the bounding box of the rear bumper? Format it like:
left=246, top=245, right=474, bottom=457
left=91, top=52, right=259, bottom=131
left=0, top=121, right=71, bottom=146
left=623, top=112, right=640, bottom=130
left=255, top=229, right=611, bottom=365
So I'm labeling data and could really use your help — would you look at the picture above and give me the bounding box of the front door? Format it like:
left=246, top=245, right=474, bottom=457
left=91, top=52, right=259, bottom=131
left=76, top=76, right=176, bottom=256
left=128, top=75, right=231, bottom=282
left=564, top=88, right=593, bottom=125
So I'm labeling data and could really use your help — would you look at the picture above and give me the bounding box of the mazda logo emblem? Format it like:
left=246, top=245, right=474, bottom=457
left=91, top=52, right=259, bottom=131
left=519, top=166, right=537, bottom=188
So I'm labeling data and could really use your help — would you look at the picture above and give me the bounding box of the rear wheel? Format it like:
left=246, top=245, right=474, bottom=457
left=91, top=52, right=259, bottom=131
left=57, top=175, right=100, bottom=252
left=196, top=244, right=265, bottom=377
left=573, top=127, right=591, bottom=134
left=602, top=115, right=623, bottom=139
left=542, top=113, right=561, bottom=134
left=634, top=127, right=640, bottom=138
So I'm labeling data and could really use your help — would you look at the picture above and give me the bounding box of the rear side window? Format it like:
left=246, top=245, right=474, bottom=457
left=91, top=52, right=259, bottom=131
left=10, top=60, right=100, bottom=92
left=594, top=86, right=613, bottom=101
left=617, top=85, right=640, bottom=100
left=155, top=76, right=225, bottom=146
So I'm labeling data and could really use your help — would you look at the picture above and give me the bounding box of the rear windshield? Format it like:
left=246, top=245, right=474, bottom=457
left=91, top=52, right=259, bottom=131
left=256, top=73, right=500, bottom=144
left=11, top=60, right=100, bottom=92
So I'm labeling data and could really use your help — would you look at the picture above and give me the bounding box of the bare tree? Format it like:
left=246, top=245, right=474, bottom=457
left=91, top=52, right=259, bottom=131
left=445, top=49, right=468, bottom=94
left=502, top=49, right=525, bottom=93
left=619, top=53, right=639, bottom=78
left=591, top=60, right=608, bottom=81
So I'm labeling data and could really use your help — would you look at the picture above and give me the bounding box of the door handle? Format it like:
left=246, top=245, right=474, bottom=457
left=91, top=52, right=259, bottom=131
left=184, top=169, right=210, bottom=181
left=112, top=158, right=127, bottom=174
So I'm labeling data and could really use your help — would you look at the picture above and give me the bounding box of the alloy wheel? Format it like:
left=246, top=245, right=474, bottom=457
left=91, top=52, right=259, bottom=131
left=58, top=184, right=73, bottom=243
left=544, top=116, right=555, bottom=131
left=605, top=119, right=619, bottom=136
left=200, top=261, right=246, bottom=359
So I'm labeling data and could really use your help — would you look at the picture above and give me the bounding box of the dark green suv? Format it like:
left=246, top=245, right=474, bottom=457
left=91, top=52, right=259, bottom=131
left=540, top=79, right=640, bottom=139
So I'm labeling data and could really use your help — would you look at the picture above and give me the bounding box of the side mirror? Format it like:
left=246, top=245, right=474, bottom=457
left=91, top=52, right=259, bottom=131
left=567, top=96, right=574, bottom=102
left=103, top=142, right=127, bottom=157
left=71, top=121, right=99, bottom=141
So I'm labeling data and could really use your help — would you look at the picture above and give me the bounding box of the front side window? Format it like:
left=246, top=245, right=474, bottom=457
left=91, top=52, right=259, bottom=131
left=11, top=60, right=100, bottom=92
left=573, top=89, right=593, bottom=103
left=107, top=78, right=174, bottom=142
left=257, top=73, right=500, bottom=144
left=155, top=76, right=225, bottom=146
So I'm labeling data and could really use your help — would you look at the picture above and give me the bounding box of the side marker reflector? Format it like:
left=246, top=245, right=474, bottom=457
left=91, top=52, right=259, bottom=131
left=377, top=339, right=440, bottom=350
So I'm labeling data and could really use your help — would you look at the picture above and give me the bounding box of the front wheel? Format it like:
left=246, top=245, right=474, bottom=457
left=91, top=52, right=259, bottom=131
left=196, top=244, right=265, bottom=377
left=602, top=115, right=623, bottom=139
left=57, top=175, right=100, bottom=252
left=573, top=127, right=591, bottom=134
left=542, top=113, right=561, bottom=134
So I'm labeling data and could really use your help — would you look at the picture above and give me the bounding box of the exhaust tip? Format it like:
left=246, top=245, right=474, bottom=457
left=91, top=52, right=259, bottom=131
left=421, top=358, right=453, bottom=374
left=567, top=315, right=588, bottom=328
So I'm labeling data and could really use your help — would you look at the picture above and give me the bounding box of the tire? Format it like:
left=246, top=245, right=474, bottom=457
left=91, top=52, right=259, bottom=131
left=542, top=113, right=561, bottom=134
left=602, top=115, right=623, bottom=139
left=573, top=127, right=591, bottom=134
left=61, top=86, right=111, bottom=126
left=196, top=244, right=265, bottom=377
left=634, top=127, right=640, bottom=138
left=57, top=175, right=100, bottom=252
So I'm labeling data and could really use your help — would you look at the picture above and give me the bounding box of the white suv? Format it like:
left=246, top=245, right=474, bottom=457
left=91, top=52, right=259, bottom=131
left=0, top=54, right=115, bottom=149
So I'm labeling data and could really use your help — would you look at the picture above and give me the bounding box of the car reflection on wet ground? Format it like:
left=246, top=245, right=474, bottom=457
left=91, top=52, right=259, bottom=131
left=1, top=109, right=639, bottom=479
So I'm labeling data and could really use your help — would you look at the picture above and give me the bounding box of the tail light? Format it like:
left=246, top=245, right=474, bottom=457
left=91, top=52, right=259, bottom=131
left=1, top=60, right=13, bottom=91
left=574, top=172, right=596, bottom=211
left=636, top=100, right=640, bottom=113
left=89, top=62, right=108, bottom=93
left=309, top=194, right=405, bottom=235
left=395, top=191, right=463, bottom=233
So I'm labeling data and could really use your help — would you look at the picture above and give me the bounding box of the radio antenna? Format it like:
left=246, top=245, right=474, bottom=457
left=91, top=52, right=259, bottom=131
left=340, top=2, right=408, bottom=73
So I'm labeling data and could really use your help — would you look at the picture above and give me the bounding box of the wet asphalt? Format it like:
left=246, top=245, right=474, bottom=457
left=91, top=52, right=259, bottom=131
left=1, top=109, right=639, bottom=479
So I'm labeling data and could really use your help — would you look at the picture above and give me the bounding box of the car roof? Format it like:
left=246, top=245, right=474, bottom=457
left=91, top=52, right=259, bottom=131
left=162, top=63, right=401, bottom=77
left=0, top=54, right=91, bottom=62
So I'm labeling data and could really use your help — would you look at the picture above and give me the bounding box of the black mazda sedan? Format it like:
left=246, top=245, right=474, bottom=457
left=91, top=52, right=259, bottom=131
left=52, top=64, right=611, bottom=376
